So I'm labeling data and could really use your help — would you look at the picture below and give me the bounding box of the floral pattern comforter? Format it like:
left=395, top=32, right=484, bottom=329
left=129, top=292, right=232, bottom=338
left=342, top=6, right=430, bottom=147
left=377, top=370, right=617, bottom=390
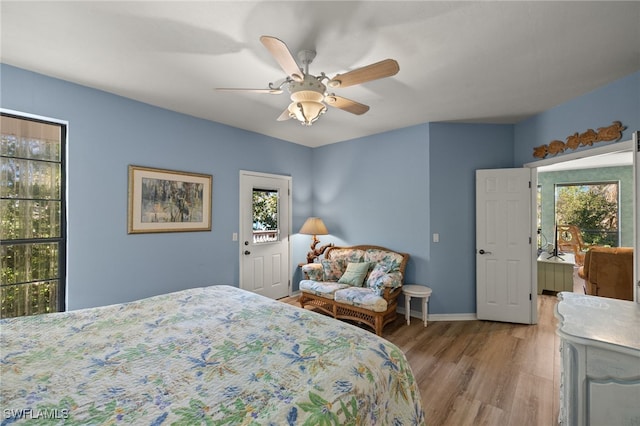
left=1, top=285, right=424, bottom=425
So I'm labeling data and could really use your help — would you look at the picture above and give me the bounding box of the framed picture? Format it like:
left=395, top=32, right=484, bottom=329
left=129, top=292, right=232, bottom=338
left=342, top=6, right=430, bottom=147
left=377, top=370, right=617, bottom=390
left=128, top=165, right=212, bottom=234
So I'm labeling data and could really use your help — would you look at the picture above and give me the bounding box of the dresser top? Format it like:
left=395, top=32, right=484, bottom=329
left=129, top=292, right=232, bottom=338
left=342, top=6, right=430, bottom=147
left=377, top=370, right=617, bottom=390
left=555, top=292, right=640, bottom=354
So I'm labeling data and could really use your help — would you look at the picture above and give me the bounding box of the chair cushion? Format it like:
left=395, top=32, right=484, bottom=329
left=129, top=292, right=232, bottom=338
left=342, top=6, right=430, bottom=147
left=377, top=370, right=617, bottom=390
left=338, top=262, right=371, bottom=286
left=300, top=280, right=350, bottom=299
left=334, top=287, right=388, bottom=312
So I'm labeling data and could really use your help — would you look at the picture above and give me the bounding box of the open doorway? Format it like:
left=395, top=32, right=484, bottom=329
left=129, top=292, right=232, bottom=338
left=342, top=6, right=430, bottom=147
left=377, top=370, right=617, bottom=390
left=527, top=140, right=636, bottom=302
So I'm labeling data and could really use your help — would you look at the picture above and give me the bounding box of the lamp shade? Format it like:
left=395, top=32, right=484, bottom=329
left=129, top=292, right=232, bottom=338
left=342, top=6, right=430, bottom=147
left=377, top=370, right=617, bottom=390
left=299, top=217, right=329, bottom=235
left=288, top=100, right=326, bottom=126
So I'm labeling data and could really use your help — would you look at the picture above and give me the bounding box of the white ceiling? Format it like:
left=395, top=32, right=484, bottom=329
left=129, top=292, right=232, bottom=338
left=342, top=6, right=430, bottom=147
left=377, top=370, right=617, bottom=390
left=2, top=1, right=639, bottom=148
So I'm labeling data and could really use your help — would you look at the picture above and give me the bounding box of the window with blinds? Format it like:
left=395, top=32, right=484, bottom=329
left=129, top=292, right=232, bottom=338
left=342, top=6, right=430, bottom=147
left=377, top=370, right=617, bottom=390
left=1, top=113, right=66, bottom=317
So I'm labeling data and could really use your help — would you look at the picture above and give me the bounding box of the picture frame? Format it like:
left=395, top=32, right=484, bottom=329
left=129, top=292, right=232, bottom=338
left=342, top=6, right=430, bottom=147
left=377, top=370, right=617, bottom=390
left=128, top=165, right=212, bottom=234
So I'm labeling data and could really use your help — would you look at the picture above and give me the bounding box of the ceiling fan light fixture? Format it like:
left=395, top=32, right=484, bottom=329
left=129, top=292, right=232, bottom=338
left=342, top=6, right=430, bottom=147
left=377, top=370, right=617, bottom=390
left=288, top=100, right=326, bottom=126
left=287, top=76, right=328, bottom=125
left=290, top=88, right=324, bottom=103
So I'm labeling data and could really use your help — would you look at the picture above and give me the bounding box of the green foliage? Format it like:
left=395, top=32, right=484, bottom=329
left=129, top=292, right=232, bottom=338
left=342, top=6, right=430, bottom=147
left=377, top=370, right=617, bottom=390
left=556, top=184, right=618, bottom=246
left=252, top=189, right=278, bottom=230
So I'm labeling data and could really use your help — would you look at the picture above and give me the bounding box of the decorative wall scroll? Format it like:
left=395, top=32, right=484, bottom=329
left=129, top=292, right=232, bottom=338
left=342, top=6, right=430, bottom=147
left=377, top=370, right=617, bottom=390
left=533, top=121, right=626, bottom=159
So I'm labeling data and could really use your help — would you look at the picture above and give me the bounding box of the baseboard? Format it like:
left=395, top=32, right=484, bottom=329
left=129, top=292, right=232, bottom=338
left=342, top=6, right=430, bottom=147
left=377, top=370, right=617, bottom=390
left=426, top=313, right=477, bottom=321
left=396, top=307, right=477, bottom=322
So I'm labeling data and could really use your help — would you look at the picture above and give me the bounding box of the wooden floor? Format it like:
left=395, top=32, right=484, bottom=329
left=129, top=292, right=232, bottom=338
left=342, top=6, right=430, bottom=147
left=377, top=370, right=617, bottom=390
left=281, top=293, right=562, bottom=426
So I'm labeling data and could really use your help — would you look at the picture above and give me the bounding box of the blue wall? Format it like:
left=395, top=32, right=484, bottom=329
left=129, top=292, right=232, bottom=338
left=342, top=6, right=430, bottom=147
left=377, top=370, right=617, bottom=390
left=514, top=71, right=640, bottom=166
left=1, top=64, right=312, bottom=310
left=309, top=122, right=514, bottom=315
left=2, top=63, right=638, bottom=315
left=310, top=124, right=430, bottom=292
left=428, top=123, right=514, bottom=314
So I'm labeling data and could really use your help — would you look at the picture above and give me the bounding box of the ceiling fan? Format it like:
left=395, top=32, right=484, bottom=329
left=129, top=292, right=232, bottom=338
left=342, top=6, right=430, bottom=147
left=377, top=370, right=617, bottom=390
left=216, top=36, right=399, bottom=126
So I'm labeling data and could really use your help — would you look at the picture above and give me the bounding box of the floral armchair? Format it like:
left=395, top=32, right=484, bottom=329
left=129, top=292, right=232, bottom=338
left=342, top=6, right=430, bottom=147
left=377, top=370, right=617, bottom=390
left=299, top=245, right=409, bottom=335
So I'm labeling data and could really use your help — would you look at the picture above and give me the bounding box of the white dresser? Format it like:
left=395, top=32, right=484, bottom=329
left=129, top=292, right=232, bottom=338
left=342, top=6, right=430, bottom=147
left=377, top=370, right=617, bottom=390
left=555, top=292, right=640, bottom=425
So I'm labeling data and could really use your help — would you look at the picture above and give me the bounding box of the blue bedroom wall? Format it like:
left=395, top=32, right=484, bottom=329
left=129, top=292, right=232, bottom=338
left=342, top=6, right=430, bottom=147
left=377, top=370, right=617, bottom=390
left=428, top=123, right=514, bottom=314
left=1, top=64, right=313, bottom=310
left=309, top=124, right=430, bottom=292
left=309, top=122, right=514, bottom=315
left=514, top=71, right=640, bottom=166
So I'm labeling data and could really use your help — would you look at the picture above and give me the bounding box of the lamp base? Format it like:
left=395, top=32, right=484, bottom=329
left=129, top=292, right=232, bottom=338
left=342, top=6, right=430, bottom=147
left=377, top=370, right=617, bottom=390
left=306, top=237, right=333, bottom=263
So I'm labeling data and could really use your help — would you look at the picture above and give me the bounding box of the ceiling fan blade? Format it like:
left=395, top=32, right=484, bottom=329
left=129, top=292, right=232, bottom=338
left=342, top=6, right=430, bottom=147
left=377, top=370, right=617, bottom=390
left=325, top=95, right=370, bottom=115
left=277, top=107, right=292, bottom=121
left=216, top=88, right=283, bottom=94
left=260, top=35, right=304, bottom=82
left=328, top=59, right=399, bottom=88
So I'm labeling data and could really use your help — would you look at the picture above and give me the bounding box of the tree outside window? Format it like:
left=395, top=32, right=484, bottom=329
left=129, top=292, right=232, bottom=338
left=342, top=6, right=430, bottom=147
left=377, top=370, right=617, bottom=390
left=555, top=182, right=619, bottom=247
left=252, top=188, right=279, bottom=243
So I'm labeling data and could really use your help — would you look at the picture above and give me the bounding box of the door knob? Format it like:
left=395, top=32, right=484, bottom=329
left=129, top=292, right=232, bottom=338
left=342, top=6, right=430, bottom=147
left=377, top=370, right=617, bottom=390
left=478, top=249, right=492, bottom=255
left=244, top=250, right=251, bottom=255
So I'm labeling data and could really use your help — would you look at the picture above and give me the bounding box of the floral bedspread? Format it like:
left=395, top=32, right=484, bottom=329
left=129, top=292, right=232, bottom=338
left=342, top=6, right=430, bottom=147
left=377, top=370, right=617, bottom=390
left=1, top=285, right=424, bottom=425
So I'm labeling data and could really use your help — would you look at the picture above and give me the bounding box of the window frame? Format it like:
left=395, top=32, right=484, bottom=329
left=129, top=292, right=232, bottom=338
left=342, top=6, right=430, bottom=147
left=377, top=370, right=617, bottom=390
left=251, top=187, right=281, bottom=244
left=1, top=111, right=67, bottom=316
left=554, top=180, right=620, bottom=247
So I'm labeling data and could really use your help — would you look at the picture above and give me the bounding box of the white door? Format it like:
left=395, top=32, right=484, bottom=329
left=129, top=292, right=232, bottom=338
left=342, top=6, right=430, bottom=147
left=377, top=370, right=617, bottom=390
left=634, top=131, right=640, bottom=303
left=239, top=171, right=291, bottom=299
left=476, top=168, right=534, bottom=323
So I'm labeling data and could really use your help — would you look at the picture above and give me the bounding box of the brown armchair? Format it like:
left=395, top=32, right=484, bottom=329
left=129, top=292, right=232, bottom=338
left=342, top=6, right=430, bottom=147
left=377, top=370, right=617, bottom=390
left=578, top=247, right=633, bottom=301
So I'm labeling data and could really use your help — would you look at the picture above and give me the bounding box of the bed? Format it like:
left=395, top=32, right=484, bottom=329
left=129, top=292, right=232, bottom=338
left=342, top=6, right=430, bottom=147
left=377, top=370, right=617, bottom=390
left=1, top=285, right=424, bottom=425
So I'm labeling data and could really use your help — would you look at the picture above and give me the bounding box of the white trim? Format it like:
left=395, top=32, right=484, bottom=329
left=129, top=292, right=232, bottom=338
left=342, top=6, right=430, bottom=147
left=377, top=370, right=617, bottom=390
left=529, top=167, right=538, bottom=324
left=634, top=131, right=639, bottom=304
left=427, top=313, right=477, bottom=321
left=524, top=139, right=634, bottom=168
left=239, top=170, right=292, bottom=180
left=0, top=108, right=68, bottom=126
left=397, top=307, right=477, bottom=322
